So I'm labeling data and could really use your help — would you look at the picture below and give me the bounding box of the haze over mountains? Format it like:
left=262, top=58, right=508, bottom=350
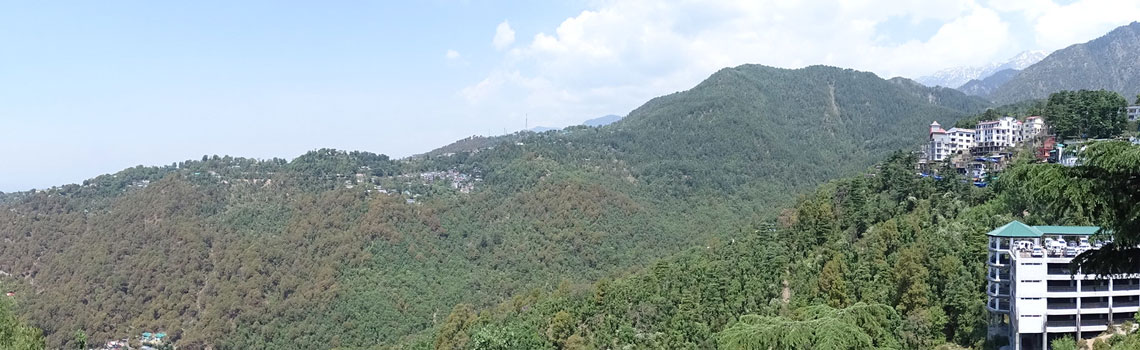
left=916, top=50, right=1047, bottom=89
left=987, top=21, right=1140, bottom=104
left=918, top=21, right=1140, bottom=105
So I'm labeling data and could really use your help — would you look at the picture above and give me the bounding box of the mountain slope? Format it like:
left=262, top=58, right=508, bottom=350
left=581, top=114, right=622, bottom=127
left=610, top=65, right=989, bottom=195
left=419, top=152, right=1003, bottom=350
left=917, top=50, right=1046, bottom=88
left=988, top=22, right=1140, bottom=104
left=957, top=68, right=1020, bottom=96
left=0, top=65, right=989, bottom=349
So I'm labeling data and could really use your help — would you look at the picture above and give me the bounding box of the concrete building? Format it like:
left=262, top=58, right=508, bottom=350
left=1127, top=105, right=1139, bottom=122
left=986, top=221, right=1140, bottom=350
left=927, top=121, right=976, bottom=161
left=976, top=117, right=1023, bottom=154
left=1021, top=116, right=1046, bottom=141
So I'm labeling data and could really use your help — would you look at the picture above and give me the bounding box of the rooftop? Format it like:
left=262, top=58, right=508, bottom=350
left=987, top=220, right=1102, bottom=237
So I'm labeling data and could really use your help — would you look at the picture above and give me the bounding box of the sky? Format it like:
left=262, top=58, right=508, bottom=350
left=2, top=0, right=1138, bottom=191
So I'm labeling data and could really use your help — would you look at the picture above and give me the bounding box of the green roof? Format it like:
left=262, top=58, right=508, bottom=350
left=1034, top=225, right=1101, bottom=235
left=986, top=221, right=1042, bottom=237
left=986, top=221, right=1103, bottom=237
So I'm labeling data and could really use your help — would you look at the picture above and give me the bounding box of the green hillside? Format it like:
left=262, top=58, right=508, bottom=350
left=416, top=142, right=1140, bottom=350
left=0, top=65, right=989, bottom=349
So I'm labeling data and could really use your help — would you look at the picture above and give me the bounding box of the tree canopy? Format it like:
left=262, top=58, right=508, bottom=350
left=998, top=141, right=1140, bottom=276
left=1043, top=90, right=1128, bottom=140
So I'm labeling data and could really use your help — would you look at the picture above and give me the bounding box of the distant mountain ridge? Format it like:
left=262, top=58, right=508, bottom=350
left=957, top=68, right=1021, bottom=96
left=582, top=114, right=622, bottom=127
left=917, top=50, right=1047, bottom=88
left=987, top=21, right=1140, bottom=104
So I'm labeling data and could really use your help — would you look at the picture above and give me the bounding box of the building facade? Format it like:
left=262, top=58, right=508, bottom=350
left=976, top=117, right=1023, bottom=154
left=927, top=121, right=976, bottom=161
left=986, top=221, right=1140, bottom=350
left=1021, top=116, right=1046, bottom=141
left=1128, top=105, right=1139, bottom=122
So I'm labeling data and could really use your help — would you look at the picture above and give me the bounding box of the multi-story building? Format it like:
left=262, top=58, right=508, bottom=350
left=976, top=117, right=1023, bottom=154
left=927, top=121, right=976, bottom=161
left=1128, top=105, right=1139, bottom=122
left=986, top=221, right=1140, bottom=350
left=1021, top=116, right=1046, bottom=141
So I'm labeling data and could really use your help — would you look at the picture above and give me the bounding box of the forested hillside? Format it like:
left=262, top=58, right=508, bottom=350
left=414, top=152, right=1001, bottom=349
left=417, top=143, right=1140, bottom=350
left=0, top=65, right=989, bottom=349
left=987, top=22, right=1140, bottom=104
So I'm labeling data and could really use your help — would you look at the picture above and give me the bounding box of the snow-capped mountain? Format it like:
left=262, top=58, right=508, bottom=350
left=916, top=50, right=1048, bottom=88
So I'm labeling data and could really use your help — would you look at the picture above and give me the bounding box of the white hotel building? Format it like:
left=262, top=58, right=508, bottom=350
left=926, top=117, right=1046, bottom=162
left=927, top=121, right=976, bottom=161
left=986, top=221, right=1140, bottom=350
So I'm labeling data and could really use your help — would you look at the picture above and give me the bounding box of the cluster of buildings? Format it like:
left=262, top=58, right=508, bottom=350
left=986, top=221, right=1140, bottom=350
left=923, top=116, right=1048, bottom=179
left=89, top=332, right=168, bottom=350
left=926, top=116, right=1046, bottom=162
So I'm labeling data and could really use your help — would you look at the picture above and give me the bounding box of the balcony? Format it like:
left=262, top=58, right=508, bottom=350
left=1115, top=284, right=1140, bottom=291
left=989, top=255, right=1011, bottom=266
left=1048, top=267, right=1072, bottom=275
left=1046, top=320, right=1076, bottom=328
left=988, top=299, right=1010, bottom=313
left=1082, top=301, right=1110, bottom=309
left=988, top=285, right=1010, bottom=296
left=1047, top=302, right=1076, bottom=310
left=1114, top=300, right=1140, bottom=308
left=1047, top=285, right=1077, bottom=293
left=1082, top=284, right=1111, bottom=292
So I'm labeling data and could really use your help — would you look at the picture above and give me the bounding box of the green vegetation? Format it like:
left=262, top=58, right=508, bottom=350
left=0, top=65, right=991, bottom=348
left=1000, top=140, right=1140, bottom=276
left=1050, top=336, right=1077, bottom=350
left=0, top=298, right=44, bottom=350
left=416, top=152, right=1000, bottom=349
left=418, top=141, right=1140, bottom=350
left=1043, top=90, right=1129, bottom=140
left=717, top=304, right=902, bottom=350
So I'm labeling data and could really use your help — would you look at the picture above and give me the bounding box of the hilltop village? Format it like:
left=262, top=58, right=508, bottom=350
left=919, top=100, right=1140, bottom=181
left=921, top=116, right=1048, bottom=180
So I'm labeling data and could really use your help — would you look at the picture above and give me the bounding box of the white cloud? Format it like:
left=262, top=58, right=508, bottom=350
left=493, top=20, right=516, bottom=50
left=445, top=49, right=461, bottom=60
left=460, top=0, right=1138, bottom=130
left=1032, top=0, right=1140, bottom=50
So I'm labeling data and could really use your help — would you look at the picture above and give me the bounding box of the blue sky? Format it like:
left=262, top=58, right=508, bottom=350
left=2, top=0, right=1138, bottom=191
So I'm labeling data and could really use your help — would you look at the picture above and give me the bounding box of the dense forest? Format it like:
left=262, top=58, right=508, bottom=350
left=0, top=64, right=992, bottom=349
left=413, top=142, right=1140, bottom=350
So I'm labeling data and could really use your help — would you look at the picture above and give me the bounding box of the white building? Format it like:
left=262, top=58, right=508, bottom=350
left=1127, top=105, right=1139, bottom=122
left=1021, top=116, right=1046, bottom=141
left=927, top=121, right=976, bottom=161
left=986, top=221, right=1140, bottom=350
left=976, top=117, right=1023, bottom=153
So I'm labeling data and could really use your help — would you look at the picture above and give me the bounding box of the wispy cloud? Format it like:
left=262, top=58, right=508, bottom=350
left=459, top=0, right=1138, bottom=128
left=493, top=20, right=515, bottom=50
